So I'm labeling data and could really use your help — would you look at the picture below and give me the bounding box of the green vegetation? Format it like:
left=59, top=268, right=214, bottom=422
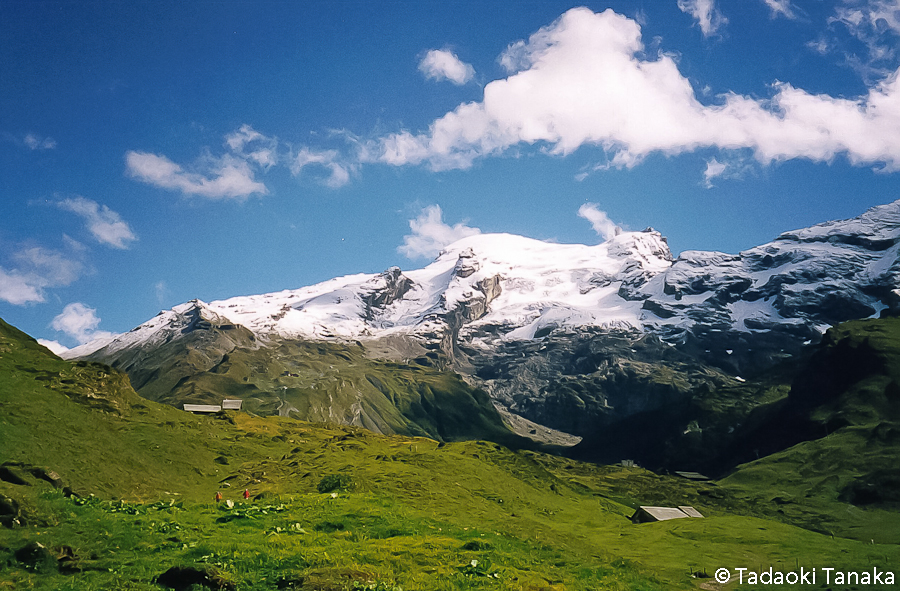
left=2, top=317, right=899, bottom=589
left=92, top=322, right=524, bottom=446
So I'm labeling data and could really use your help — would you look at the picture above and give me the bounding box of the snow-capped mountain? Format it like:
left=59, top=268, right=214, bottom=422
left=71, top=199, right=900, bottom=362
left=66, top=229, right=674, bottom=359
left=68, top=199, right=900, bottom=438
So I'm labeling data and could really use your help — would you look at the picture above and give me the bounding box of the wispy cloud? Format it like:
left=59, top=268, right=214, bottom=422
left=50, top=302, right=114, bottom=345
left=762, top=0, right=797, bottom=19
left=577, top=203, right=621, bottom=241
left=677, top=0, right=727, bottom=36
left=225, top=124, right=279, bottom=169
left=291, top=147, right=354, bottom=188
left=24, top=133, right=57, bottom=150
left=126, top=151, right=268, bottom=200
left=418, top=49, right=475, bottom=85
left=0, top=246, right=84, bottom=305
left=703, top=158, right=729, bottom=188
left=398, top=205, right=481, bottom=259
left=56, top=196, right=137, bottom=249
left=128, top=125, right=353, bottom=196
left=702, top=155, right=756, bottom=187
left=362, top=7, right=900, bottom=178
left=154, top=280, right=168, bottom=306
left=830, top=0, right=900, bottom=79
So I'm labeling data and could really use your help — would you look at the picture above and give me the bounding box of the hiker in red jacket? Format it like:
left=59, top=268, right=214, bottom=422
left=243, top=489, right=250, bottom=500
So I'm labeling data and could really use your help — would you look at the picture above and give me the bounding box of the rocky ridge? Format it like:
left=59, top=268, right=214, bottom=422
left=67, top=199, right=900, bottom=439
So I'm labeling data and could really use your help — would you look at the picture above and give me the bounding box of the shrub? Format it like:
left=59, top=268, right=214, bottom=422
left=316, top=474, right=353, bottom=493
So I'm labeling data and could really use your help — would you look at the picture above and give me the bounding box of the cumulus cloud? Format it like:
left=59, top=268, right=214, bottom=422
left=364, top=7, right=900, bottom=175
left=677, top=0, right=727, bottom=36
left=291, top=147, right=353, bottom=188
left=50, top=302, right=114, bottom=345
left=56, top=197, right=137, bottom=249
left=398, top=205, right=481, bottom=259
left=577, top=204, right=621, bottom=240
left=0, top=247, right=84, bottom=305
left=762, top=0, right=797, bottom=19
left=24, top=133, right=57, bottom=150
left=418, top=49, right=475, bottom=85
left=0, top=268, right=45, bottom=305
left=126, top=151, right=268, bottom=200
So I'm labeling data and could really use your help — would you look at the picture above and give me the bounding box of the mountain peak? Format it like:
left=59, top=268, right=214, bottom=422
left=68, top=199, right=900, bottom=378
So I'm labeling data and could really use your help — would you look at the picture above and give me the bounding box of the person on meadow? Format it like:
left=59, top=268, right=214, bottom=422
left=215, top=491, right=222, bottom=502
left=243, top=489, right=250, bottom=500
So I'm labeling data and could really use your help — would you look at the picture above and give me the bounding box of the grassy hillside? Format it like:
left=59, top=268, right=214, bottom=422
left=715, top=318, right=900, bottom=543
left=2, top=317, right=899, bottom=590
left=85, top=321, right=523, bottom=446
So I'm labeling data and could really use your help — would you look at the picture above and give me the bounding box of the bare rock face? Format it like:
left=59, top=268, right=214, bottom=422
left=68, top=199, right=900, bottom=445
left=362, top=267, right=415, bottom=319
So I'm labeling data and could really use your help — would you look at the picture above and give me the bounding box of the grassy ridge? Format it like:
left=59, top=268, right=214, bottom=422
left=92, top=323, right=523, bottom=445
left=2, top=318, right=899, bottom=589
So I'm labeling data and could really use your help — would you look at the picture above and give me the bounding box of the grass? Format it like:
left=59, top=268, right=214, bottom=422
left=94, top=327, right=526, bottom=446
left=2, top=317, right=900, bottom=589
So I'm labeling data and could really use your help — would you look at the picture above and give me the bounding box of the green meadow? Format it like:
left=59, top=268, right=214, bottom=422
left=1, top=318, right=898, bottom=590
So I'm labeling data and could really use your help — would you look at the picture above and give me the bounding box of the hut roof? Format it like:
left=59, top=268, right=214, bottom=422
left=183, top=404, right=222, bottom=413
left=631, top=505, right=704, bottom=524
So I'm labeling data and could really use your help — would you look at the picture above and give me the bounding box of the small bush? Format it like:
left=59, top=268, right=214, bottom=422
left=317, top=474, right=353, bottom=493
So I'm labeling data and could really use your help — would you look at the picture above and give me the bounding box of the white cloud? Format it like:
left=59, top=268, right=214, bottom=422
left=365, top=7, right=900, bottom=175
left=225, top=124, right=279, bottom=168
left=50, top=302, right=114, bottom=346
left=37, top=339, right=69, bottom=355
left=154, top=280, right=168, bottom=306
left=0, top=246, right=85, bottom=305
left=703, top=158, right=728, bottom=188
left=499, top=40, right=531, bottom=74
left=291, top=147, right=353, bottom=188
left=126, top=151, right=268, bottom=199
left=677, top=0, right=727, bottom=36
left=0, top=268, right=45, bottom=305
left=23, top=133, right=56, bottom=150
left=419, top=49, right=475, bottom=85
left=830, top=0, right=900, bottom=78
left=57, top=196, right=137, bottom=249
left=807, top=37, right=831, bottom=55
left=13, top=247, right=83, bottom=285
left=577, top=203, right=621, bottom=240
left=762, top=0, right=797, bottom=19
left=834, top=0, right=900, bottom=36
left=398, top=205, right=481, bottom=259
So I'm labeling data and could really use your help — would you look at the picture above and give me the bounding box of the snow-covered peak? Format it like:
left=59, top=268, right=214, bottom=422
left=776, top=199, right=900, bottom=248
left=66, top=198, right=900, bottom=369
left=63, top=299, right=223, bottom=359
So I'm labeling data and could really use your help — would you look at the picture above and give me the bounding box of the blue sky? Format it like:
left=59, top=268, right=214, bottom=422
left=2, top=0, right=900, bottom=351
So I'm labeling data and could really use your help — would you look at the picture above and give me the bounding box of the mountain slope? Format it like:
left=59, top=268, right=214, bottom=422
left=2, top=318, right=898, bottom=590
left=62, top=302, right=525, bottom=445
left=67, top=198, right=900, bottom=440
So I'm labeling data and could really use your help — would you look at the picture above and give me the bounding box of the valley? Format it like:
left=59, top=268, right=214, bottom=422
left=3, top=200, right=900, bottom=589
